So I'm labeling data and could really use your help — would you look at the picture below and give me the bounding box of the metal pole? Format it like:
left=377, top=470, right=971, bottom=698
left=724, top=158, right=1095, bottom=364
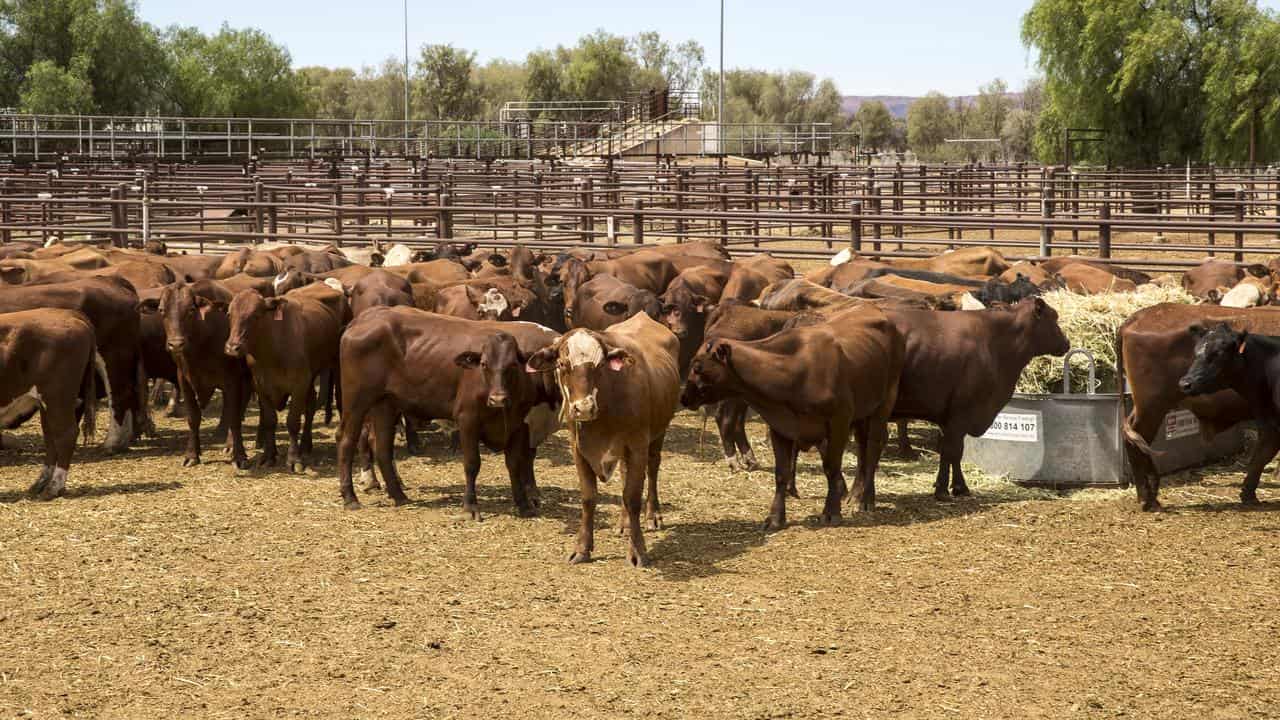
left=718, top=0, right=725, bottom=155
left=404, top=0, right=410, bottom=156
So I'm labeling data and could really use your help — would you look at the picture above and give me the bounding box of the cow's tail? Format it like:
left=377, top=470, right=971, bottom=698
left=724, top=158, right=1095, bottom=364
left=80, top=350, right=98, bottom=445
left=136, top=357, right=155, bottom=438
left=1116, top=323, right=1165, bottom=460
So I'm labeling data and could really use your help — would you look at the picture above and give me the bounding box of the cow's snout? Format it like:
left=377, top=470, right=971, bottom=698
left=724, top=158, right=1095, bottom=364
left=568, top=392, right=598, bottom=422
left=224, top=341, right=245, bottom=358
left=167, top=339, right=187, bottom=353
left=1178, top=378, right=1194, bottom=395
left=487, top=392, right=510, bottom=408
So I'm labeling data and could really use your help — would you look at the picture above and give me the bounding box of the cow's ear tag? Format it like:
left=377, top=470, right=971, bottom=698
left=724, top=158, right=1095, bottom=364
left=1239, top=341, right=1247, bottom=355
left=273, top=305, right=284, bottom=321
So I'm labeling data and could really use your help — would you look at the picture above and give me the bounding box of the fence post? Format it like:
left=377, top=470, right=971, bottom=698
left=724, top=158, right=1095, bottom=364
left=113, top=184, right=128, bottom=248
left=849, top=200, right=863, bottom=254
left=675, top=170, right=687, bottom=243
left=719, top=182, right=730, bottom=246
left=1098, top=201, right=1111, bottom=259
left=633, top=198, right=644, bottom=245
left=268, top=189, right=279, bottom=242
left=870, top=183, right=882, bottom=254
left=355, top=173, right=367, bottom=238
left=749, top=169, right=761, bottom=246
left=333, top=182, right=344, bottom=244
left=439, top=191, right=452, bottom=239
left=0, top=178, right=9, bottom=245
left=892, top=165, right=904, bottom=249
left=582, top=178, right=594, bottom=243
left=253, top=181, right=265, bottom=244
left=1234, top=188, right=1245, bottom=263
left=1040, top=168, right=1056, bottom=257
left=823, top=171, right=835, bottom=246
left=533, top=172, right=544, bottom=242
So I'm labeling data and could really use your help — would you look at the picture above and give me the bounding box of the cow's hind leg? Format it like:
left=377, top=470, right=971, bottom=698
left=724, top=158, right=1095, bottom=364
left=371, top=402, right=408, bottom=505
left=458, top=414, right=484, bottom=520
left=33, top=397, right=76, bottom=500
left=222, top=377, right=249, bottom=470
left=284, top=391, right=307, bottom=473
left=894, top=420, right=918, bottom=459
left=358, top=420, right=380, bottom=491
left=1241, top=422, right=1280, bottom=505
left=622, top=444, right=650, bottom=567
left=251, top=390, right=279, bottom=468
left=643, top=432, right=665, bottom=530
left=1124, top=408, right=1166, bottom=511
left=764, top=428, right=796, bottom=531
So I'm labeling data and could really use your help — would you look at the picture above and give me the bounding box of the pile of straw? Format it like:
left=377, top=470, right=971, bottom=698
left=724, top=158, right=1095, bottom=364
left=1016, top=284, right=1198, bottom=394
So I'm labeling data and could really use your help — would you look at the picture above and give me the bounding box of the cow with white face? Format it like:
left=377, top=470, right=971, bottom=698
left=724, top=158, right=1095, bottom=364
left=525, top=313, right=680, bottom=567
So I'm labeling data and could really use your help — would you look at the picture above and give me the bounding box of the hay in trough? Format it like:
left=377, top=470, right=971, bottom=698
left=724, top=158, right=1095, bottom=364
left=1016, top=284, right=1198, bottom=394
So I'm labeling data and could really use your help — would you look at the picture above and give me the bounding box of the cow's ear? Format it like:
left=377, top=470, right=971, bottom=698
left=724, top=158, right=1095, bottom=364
left=0, top=266, right=26, bottom=283
left=510, top=304, right=523, bottom=318
left=602, top=301, right=628, bottom=315
left=693, top=295, right=710, bottom=313
left=1032, top=297, right=1047, bottom=315
left=263, top=297, right=284, bottom=309
left=1246, top=264, right=1270, bottom=278
left=369, top=252, right=385, bottom=267
left=712, top=341, right=732, bottom=363
left=464, top=285, right=486, bottom=305
left=1187, top=323, right=1206, bottom=339
left=487, top=253, right=508, bottom=267
left=525, top=347, right=557, bottom=373
left=460, top=243, right=477, bottom=256
left=193, top=295, right=212, bottom=308
left=605, top=348, right=633, bottom=372
left=1207, top=288, right=1223, bottom=303
left=137, top=297, right=160, bottom=314
left=454, top=351, right=482, bottom=369
left=1237, top=330, right=1250, bottom=355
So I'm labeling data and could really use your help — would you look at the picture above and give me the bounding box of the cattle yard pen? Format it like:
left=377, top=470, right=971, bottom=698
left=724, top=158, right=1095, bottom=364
left=2, top=158, right=1280, bottom=271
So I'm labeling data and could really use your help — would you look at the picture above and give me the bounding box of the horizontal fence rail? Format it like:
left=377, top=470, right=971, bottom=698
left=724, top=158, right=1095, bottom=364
left=1, top=113, right=847, bottom=162
left=2, top=157, right=1280, bottom=271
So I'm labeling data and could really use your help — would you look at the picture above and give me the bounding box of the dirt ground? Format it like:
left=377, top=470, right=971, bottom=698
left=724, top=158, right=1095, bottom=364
left=1, top=407, right=1279, bottom=720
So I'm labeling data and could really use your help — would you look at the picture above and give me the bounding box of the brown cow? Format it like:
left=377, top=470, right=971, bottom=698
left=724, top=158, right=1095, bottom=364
left=145, top=281, right=252, bottom=468
left=336, top=307, right=559, bottom=515
left=384, top=259, right=471, bottom=286
left=563, top=261, right=662, bottom=332
left=999, top=261, right=1060, bottom=289
left=224, top=284, right=347, bottom=471
left=0, top=276, right=147, bottom=451
left=1040, top=257, right=1152, bottom=286
left=1120, top=304, right=1280, bottom=510
left=0, top=309, right=98, bottom=499
left=658, top=263, right=731, bottom=373
left=1055, top=263, right=1138, bottom=294
left=435, top=284, right=523, bottom=321
left=893, top=246, right=1011, bottom=277
left=883, top=299, right=1071, bottom=498
left=525, top=313, right=680, bottom=566
left=721, top=253, right=795, bottom=302
left=682, top=305, right=904, bottom=528
left=214, top=248, right=284, bottom=279
left=1182, top=259, right=1250, bottom=301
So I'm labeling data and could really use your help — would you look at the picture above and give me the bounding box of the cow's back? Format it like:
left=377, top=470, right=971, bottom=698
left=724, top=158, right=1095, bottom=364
left=603, top=313, right=681, bottom=436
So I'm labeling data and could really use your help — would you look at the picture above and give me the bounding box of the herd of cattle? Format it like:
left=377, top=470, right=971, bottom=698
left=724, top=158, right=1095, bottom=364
left=2, top=235, right=1279, bottom=565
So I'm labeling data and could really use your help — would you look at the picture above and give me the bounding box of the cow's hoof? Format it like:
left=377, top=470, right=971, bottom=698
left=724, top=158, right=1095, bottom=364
left=1140, top=500, right=1163, bottom=512
left=856, top=499, right=875, bottom=513
left=390, top=494, right=410, bottom=507
left=820, top=511, right=842, bottom=526
left=182, top=456, right=200, bottom=468
left=568, top=550, right=592, bottom=564
left=787, top=483, right=801, bottom=499
left=762, top=515, right=786, bottom=532
left=344, top=500, right=363, bottom=511
left=933, top=489, right=952, bottom=502
left=231, top=456, right=249, bottom=471
left=250, top=453, right=275, bottom=468
left=627, top=549, right=650, bottom=568
left=645, top=514, right=663, bottom=531
left=951, top=484, right=972, bottom=497
left=514, top=504, right=538, bottom=518
left=461, top=504, right=482, bottom=521
left=287, top=459, right=306, bottom=474
left=1242, top=492, right=1262, bottom=506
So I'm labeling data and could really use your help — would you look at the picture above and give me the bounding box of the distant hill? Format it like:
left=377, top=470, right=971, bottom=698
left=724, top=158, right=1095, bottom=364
left=842, top=94, right=1021, bottom=119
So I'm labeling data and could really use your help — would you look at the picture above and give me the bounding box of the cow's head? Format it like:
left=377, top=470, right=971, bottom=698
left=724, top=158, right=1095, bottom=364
left=560, top=258, right=593, bottom=323
left=466, top=285, right=511, bottom=321
left=980, top=273, right=1041, bottom=306
left=1014, top=297, right=1070, bottom=357
left=271, top=268, right=312, bottom=296
left=0, top=263, right=27, bottom=285
left=454, top=331, right=528, bottom=409
left=680, top=339, right=736, bottom=410
left=153, top=283, right=227, bottom=355
left=602, top=289, right=662, bottom=323
left=525, top=329, right=632, bottom=422
left=1179, top=323, right=1246, bottom=396
left=658, top=282, right=711, bottom=339
left=225, top=289, right=282, bottom=358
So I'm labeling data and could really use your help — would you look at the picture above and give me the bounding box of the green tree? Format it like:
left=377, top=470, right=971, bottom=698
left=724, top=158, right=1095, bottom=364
left=18, top=58, right=94, bottom=114
left=348, top=59, right=407, bottom=121
left=414, top=44, right=481, bottom=120
left=1001, top=107, right=1037, bottom=161
left=562, top=30, right=638, bottom=100
left=299, top=66, right=357, bottom=118
left=523, top=48, right=567, bottom=103
left=702, top=68, right=847, bottom=126
left=906, top=92, right=953, bottom=156
left=628, top=32, right=705, bottom=91
left=974, top=78, right=1010, bottom=139
left=1202, top=4, right=1280, bottom=163
left=1022, top=0, right=1264, bottom=164
left=161, top=24, right=305, bottom=117
left=855, top=100, right=894, bottom=150
left=0, top=0, right=165, bottom=113
left=475, top=59, right=527, bottom=119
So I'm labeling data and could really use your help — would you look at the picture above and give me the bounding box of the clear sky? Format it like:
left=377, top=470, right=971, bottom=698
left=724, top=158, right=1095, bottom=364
left=135, top=0, right=1280, bottom=97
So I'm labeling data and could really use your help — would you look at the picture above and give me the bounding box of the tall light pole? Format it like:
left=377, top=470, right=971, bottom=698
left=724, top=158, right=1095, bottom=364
left=403, top=0, right=410, bottom=154
left=718, top=0, right=725, bottom=154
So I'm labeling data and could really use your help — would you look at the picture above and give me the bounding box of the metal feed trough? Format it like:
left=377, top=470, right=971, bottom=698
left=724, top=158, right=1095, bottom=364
left=964, top=350, right=1247, bottom=487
